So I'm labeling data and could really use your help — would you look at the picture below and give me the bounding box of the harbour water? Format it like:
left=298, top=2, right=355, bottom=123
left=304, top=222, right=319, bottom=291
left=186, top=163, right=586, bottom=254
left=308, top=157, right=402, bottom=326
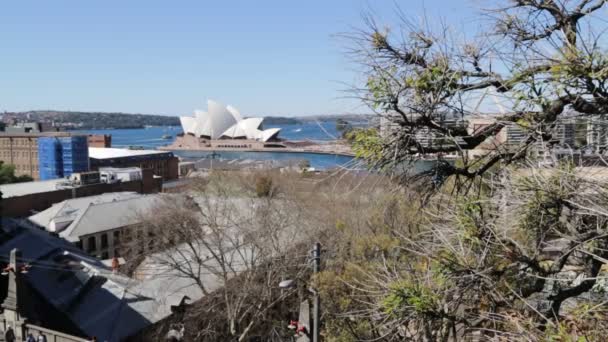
left=172, top=150, right=359, bottom=170
left=79, top=121, right=358, bottom=169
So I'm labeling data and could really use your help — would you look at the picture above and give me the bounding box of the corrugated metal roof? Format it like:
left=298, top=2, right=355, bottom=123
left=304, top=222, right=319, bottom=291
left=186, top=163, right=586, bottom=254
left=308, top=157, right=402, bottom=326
left=29, top=193, right=164, bottom=240
left=0, top=219, right=167, bottom=341
left=0, top=179, right=72, bottom=198
left=88, top=147, right=169, bottom=159
left=28, top=192, right=142, bottom=234
left=62, top=195, right=163, bottom=238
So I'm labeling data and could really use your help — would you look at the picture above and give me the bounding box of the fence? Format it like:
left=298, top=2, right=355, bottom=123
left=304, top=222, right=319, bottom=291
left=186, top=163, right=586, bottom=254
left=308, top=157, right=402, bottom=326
left=0, top=319, right=87, bottom=342
left=24, top=324, right=88, bottom=342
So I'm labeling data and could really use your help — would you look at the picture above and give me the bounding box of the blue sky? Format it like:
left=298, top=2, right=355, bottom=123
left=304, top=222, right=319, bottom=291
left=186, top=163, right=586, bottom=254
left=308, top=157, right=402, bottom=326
left=0, top=0, right=479, bottom=116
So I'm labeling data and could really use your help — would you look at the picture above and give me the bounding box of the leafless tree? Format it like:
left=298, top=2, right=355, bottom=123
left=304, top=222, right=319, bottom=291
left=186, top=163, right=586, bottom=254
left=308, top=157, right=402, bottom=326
left=124, top=176, right=314, bottom=341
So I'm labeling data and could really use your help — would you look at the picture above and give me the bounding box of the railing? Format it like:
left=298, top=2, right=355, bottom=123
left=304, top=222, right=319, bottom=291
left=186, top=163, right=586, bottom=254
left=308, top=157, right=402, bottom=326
left=23, top=323, right=88, bottom=342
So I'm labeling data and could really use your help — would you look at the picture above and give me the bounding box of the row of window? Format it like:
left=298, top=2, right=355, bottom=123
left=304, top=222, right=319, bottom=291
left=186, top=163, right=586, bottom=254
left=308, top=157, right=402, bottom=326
left=0, top=138, right=34, bottom=146
left=216, top=144, right=253, bottom=148
left=1, top=150, right=38, bottom=158
left=82, top=227, right=167, bottom=259
left=138, top=161, right=167, bottom=178
left=14, top=164, right=37, bottom=171
left=85, top=230, right=120, bottom=254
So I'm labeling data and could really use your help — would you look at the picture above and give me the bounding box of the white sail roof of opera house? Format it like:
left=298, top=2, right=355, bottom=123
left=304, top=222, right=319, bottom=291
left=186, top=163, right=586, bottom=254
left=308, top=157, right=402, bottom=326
left=180, top=100, right=281, bottom=142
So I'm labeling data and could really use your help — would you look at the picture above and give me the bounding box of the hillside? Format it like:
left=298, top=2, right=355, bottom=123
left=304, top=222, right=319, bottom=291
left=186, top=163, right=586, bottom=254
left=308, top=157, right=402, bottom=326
left=262, top=114, right=373, bottom=125
left=1, top=110, right=180, bottom=130
left=298, top=113, right=374, bottom=123
left=1, top=110, right=374, bottom=131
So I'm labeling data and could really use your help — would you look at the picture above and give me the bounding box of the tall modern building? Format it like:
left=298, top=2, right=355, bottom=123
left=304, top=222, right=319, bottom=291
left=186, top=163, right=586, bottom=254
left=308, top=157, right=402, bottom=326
left=555, top=119, right=576, bottom=148
left=504, top=123, right=527, bottom=147
left=379, top=112, right=467, bottom=149
left=587, top=116, right=608, bottom=152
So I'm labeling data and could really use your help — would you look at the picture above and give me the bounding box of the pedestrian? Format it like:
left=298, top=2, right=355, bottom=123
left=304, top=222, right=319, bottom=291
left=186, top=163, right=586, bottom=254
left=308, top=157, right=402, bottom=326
left=26, top=332, right=36, bottom=342
left=111, top=257, right=119, bottom=273
left=4, top=325, right=15, bottom=342
left=166, top=324, right=184, bottom=341
left=37, top=332, right=47, bottom=342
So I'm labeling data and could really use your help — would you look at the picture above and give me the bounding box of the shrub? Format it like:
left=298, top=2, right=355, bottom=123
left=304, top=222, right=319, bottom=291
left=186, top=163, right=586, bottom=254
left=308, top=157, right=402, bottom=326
left=255, top=175, right=275, bottom=198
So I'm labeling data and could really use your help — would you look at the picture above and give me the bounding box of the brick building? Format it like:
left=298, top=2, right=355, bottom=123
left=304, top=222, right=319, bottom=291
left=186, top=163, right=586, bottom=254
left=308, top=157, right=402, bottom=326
left=87, top=134, right=112, bottom=148
left=0, top=132, right=84, bottom=180
left=0, top=168, right=162, bottom=217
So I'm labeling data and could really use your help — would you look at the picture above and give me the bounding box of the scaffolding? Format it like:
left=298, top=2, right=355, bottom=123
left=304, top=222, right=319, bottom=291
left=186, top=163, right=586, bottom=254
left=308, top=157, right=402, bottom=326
left=38, top=136, right=89, bottom=180
left=60, top=136, right=89, bottom=177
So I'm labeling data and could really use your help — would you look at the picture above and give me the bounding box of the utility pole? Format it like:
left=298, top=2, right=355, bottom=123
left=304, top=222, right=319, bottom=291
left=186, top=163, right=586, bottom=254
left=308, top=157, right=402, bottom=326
left=2, top=248, right=28, bottom=341
left=312, top=242, right=320, bottom=342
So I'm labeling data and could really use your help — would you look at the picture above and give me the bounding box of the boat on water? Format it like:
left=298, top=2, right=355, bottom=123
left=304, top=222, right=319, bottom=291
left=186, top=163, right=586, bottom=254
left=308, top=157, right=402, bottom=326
left=161, top=127, right=173, bottom=140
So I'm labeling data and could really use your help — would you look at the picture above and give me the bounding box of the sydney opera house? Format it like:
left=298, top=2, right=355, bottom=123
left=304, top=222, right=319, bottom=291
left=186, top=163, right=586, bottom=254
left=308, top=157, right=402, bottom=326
left=166, top=100, right=285, bottom=151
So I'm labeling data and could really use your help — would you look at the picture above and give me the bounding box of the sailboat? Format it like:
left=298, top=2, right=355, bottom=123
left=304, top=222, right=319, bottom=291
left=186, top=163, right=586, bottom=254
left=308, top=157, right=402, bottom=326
left=161, top=128, right=172, bottom=140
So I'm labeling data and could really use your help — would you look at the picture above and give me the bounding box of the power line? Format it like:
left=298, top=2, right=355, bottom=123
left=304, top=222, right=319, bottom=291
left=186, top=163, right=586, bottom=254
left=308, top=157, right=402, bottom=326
left=0, top=254, right=314, bottom=278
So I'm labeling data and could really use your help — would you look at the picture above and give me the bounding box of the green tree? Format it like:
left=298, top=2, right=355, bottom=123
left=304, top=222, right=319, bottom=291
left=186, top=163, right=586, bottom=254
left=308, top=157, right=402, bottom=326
left=349, top=0, right=608, bottom=188
left=326, top=1, right=608, bottom=340
left=335, top=118, right=353, bottom=138
left=0, top=162, right=33, bottom=184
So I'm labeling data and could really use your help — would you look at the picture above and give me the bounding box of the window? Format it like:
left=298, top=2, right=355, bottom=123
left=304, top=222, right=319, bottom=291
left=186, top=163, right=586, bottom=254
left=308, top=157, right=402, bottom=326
left=122, top=229, right=131, bottom=242
left=87, top=236, right=96, bottom=253
left=113, top=230, right=120, bottom=243
left=101, top=233, right=108, bottom=249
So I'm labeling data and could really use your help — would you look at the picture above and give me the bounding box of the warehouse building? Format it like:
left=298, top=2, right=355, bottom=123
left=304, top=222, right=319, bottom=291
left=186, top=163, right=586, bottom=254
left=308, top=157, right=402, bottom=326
left=0, top=168, right=162, bottom=217
left=89, top=147, right=179, bottom=180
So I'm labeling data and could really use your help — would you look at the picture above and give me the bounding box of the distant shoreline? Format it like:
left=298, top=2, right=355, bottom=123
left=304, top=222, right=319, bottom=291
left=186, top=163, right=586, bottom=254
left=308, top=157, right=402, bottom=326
left=159, top=144, right=355, bottom=157
left=69, top=125, right=182, bottom=131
